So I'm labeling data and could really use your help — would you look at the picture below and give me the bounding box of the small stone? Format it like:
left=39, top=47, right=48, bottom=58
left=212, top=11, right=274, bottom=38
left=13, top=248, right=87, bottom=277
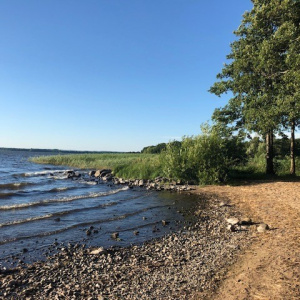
left=90, top=247, right=107, bottom=255
left=133, top=231, right=139, bottom=235
left=240, top=217, right=252, bottom=225
left=162, top=220, right=169, bottom=226
left=227, top=225, right=236, bottom=232
left=111, top=232, right=119, bottom=239
left=257, top=223, right=269, bottom=233
left=226, top=217, right=239, bottom=225
left=86, top=230, right=91, bottom=236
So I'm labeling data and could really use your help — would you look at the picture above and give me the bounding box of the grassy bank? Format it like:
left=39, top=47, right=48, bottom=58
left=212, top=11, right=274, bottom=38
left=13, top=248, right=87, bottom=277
left=31, top=153, right=162, bottom=180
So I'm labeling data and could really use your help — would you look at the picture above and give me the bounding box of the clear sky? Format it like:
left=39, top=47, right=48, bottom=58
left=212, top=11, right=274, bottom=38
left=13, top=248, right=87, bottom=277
left=0, top=0, right=253, bottom=152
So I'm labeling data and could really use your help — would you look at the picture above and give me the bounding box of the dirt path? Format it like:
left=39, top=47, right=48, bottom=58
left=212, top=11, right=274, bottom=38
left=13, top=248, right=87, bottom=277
left=195, top=181, right=300, bottom=300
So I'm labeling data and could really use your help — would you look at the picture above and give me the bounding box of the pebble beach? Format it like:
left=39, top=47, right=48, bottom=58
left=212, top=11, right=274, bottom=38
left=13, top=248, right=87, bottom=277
left=1, top=193, right=252, bottom=299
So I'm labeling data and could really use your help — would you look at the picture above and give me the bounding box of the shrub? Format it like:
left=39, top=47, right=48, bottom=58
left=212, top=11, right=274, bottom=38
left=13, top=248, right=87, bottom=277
left=160, top=125, right=234, bottom=185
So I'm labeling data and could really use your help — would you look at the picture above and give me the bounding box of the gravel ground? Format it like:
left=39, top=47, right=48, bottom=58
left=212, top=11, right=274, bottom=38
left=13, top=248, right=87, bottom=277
left=0, top=193, right=253, bottom=300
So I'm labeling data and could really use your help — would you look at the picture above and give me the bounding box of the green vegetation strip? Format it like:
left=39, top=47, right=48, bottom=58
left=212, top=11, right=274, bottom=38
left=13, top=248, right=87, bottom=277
left=31, top=153, right=162, bottom=180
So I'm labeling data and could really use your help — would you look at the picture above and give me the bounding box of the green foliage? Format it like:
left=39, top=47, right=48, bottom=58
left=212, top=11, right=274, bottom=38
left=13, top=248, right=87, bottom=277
left=141, top=143, right=167, bottom=154
left=160, top=125, right=239, bottom=185
left=210, top=0, right=300, bottom=174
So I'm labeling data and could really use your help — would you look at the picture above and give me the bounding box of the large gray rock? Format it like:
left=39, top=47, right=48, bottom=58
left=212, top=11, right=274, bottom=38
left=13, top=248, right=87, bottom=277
left=89, top=170, right=96, bottom=177
left=94, top=169, right=112, bottom=178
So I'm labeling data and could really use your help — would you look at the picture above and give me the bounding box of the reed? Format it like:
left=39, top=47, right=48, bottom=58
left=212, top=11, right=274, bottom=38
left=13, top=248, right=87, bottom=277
left=31, top=153, right=162, bottom=180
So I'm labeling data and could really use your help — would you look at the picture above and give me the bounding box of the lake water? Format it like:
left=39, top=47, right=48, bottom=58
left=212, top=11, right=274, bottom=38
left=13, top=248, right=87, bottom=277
left=0, top=149, right=204, bottom=269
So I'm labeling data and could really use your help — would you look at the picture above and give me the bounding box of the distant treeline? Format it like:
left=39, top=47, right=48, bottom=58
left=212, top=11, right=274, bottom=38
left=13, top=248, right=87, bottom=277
left=141, top=137, right=300, bottom=157
left=0, top=147, right=122, bottom=154
left=141, top=142, right=181, bottom=154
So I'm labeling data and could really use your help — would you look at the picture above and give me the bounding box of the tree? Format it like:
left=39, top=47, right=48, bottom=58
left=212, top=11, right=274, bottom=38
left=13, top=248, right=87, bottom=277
left=210, top=0, right=299, bottom=174
left=277, top=1, right=300, bottom=175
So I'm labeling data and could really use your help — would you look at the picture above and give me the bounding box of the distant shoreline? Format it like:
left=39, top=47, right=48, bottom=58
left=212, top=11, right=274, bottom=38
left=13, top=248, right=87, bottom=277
left=0, top=147, right=127, bottom=154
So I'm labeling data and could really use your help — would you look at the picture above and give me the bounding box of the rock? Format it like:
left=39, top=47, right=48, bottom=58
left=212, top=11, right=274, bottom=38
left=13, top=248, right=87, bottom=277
left=66, top=170, right=75, bottom=178
left=103, top=174, right=113, bottom=181
left=94, top=170, right=101, bottom=177
left=227, top=224, right=236, bottom=232
left=100, top=169, right=112, bottom=177
left=138, top=180, right=144, bottom=187
left=162, top=220, right=169, bottom=226
left=119, top=178, right=126, bottom=184
left=90, top=247, right=107, bottom=255
left=111, top=232, right=119, bottom=239
left=86, top=230, right=91, bottom=236
left=133, top=231, right=139, bottom=235
left=22, top=248, right=28, bottom=253
left=226, top=217, right=239, bottom=225
left=240, top=217, right=252, bottom=225
left=257, top=223, right=269, bottom=233
left=89, top=170, right=96, bottom=177
left=94, top=169, right=111, bottom=178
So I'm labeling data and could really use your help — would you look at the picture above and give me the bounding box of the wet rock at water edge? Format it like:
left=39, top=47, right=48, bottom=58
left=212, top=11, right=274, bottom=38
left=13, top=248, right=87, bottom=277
left=111, top=232, right=119, bottom=239
left=89, top=170, right=96, bottom=177
left=95, top=169, right=112, bottom=178
left=162, top=220, right=169, bottom=226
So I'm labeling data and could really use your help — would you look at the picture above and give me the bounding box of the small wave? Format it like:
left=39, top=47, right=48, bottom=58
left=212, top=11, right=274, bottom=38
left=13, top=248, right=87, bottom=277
left=49, top=187, right=69, bottom=192
left=0, top=192, right=17, bottom=199
left=0, top=201, right=119, bottom=228
left=0, top=204, right=159, bottom=245
left=0, top=182, right=35, bottom=190
left=82, top=181, right=98, bottom=185
left=0, top=186, right=129, bottom=210
left=23, top=170, right=72, bottom=177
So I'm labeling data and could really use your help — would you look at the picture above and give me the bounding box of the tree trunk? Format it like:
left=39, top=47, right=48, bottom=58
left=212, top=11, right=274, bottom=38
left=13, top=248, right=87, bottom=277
left=290, top=121, right=296, bottom=175
left=266, top=130, right=274, bottom=174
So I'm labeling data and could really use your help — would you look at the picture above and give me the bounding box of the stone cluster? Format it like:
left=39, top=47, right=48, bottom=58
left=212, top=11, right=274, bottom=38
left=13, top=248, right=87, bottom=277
left=0, top=196, right=253, bottom=299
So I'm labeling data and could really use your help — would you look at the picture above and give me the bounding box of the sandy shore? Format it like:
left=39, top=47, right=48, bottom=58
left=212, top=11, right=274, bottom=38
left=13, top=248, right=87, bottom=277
left=1, top=180, right=299, bottom=299
left=196, top=180, right=300, bottom=300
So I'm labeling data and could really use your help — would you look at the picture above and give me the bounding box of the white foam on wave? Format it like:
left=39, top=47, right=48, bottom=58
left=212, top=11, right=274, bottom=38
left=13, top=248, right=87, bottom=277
left=0, top=213, right=54, bottom=228
left=0, top=200, right=120, bottom=228
left=0, top=186, right=129, bottom=211
left=24, top=170, right=71, bottom=177
left=81, top=181, right=98, bottom=185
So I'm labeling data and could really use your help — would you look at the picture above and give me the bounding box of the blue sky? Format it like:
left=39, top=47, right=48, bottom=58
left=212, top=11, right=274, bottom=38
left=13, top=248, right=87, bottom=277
left=0, top=0, right=253, bottom=151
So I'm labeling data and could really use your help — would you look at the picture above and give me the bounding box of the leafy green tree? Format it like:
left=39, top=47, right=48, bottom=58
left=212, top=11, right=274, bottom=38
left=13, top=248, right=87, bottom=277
left=210, top=0, right=299, bottom=174
left=277, top=1, right=300, bottom=174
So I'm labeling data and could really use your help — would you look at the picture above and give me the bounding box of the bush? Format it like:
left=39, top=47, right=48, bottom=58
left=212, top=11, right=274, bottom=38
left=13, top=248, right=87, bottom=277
left=160, top=125, right=234, bottom=185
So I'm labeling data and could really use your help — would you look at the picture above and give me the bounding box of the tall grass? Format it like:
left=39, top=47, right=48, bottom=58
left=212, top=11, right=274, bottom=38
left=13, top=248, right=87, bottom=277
left=31, top=153, right=162, bottom=180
